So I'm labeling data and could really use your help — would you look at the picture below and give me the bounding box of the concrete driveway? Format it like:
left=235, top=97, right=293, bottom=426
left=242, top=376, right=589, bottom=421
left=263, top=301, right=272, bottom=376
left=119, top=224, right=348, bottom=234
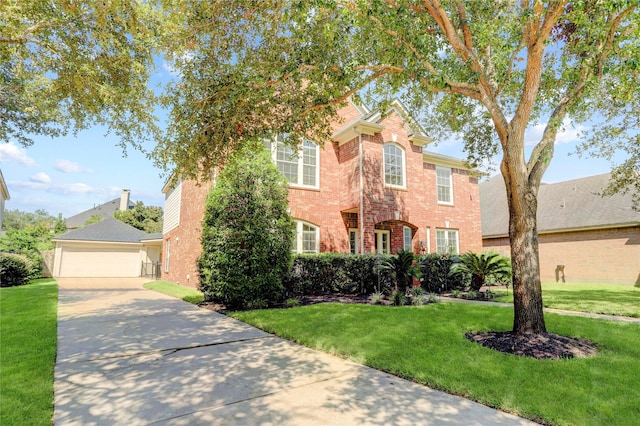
left=55, top=279, right=535, bottom=425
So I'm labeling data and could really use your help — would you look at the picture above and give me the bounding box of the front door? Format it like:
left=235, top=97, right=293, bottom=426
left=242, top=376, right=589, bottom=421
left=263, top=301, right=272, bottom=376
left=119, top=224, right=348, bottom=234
left=374, top=230, right=390, bottom=254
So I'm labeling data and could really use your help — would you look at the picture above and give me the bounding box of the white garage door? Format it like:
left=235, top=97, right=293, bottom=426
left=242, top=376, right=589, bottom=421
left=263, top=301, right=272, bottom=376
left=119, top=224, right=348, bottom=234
left=58, top=246, right=141, bottom=278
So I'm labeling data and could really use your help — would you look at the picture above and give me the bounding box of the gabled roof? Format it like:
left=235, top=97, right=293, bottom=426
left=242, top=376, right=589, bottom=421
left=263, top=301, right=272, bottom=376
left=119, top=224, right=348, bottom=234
left=481, top=173, right=640, bottom=238
left=65, top=198, right=134, bottom=229
left=53, top=218, right=153, bottom=243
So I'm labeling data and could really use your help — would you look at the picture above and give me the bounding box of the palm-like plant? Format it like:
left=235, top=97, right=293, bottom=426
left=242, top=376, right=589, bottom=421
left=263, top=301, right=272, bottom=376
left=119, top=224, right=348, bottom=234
left=377, top=249, right=421, bottom=292
left=450, top=252, right=511, bottom=292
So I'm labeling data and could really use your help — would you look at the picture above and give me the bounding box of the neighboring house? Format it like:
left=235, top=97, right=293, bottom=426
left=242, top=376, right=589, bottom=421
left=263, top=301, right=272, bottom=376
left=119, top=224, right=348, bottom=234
left=481, top=173, right=640, bottom=286
left=51, top=218, right=162, bottom=278
left=162, top=99, right=483, bottom=288
left=65, top=189, right=134, bottom=229
left=0, top=165, right=9, bottom=234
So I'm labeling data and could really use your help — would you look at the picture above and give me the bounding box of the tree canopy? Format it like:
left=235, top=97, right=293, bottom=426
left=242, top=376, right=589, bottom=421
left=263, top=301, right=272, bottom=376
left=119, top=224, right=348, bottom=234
left=0, top=0, right=162, bottom=148
left=114, top=201, right=163, bottom=233
left=158, top=1, right=639, bottom=334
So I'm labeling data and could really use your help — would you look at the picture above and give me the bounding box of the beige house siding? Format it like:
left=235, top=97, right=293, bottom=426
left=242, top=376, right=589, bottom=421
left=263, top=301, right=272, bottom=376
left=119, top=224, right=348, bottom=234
left=53, top=241, right=161, bottom=278
left=163, top=180, right=182, bottom=234
left=483, top=226, right=640, bottom=286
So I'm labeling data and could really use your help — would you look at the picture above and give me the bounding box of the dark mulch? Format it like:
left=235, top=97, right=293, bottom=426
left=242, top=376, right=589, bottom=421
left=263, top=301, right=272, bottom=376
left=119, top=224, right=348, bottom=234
left=466, top=331, right=598, bottom=359
left=298, top=294, right=372, bottom=305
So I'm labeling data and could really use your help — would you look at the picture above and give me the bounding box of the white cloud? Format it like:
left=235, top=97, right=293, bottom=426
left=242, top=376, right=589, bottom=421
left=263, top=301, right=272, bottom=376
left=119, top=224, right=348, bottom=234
left=62, top=183, right=94, bottom=194
left=30, top=172, right=51, bottom=184
left=525, top=118, right=587, bottom=147
left=0, top=142, right=36, bottom=166
left=54, top=159, right=92, bottom=173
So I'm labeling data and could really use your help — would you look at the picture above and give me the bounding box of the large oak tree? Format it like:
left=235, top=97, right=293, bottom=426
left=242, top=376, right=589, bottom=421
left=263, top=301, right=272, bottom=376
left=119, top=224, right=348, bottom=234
left=1, top=0, right=162, bottom=148
left=158, top=0, right=638, bottom=335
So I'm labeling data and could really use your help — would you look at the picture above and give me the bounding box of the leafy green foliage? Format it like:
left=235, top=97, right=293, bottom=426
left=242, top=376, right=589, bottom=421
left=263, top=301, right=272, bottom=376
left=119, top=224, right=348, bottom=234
left=197, top=143, right=294, bottom=310
left=450, top=252, right=512, bottom=291
left=158, top=0, right=639, bottom=334
left=418, top=253, right=465, bottom=293
left=0, top=253, right=34, bottom=287
left=114, top=201, right=163, bottom=233
left=0, top=209, right=62, bottom=279
left=1, top=0, right=162, bottom=148
left=376, top=249, right=420, bottom=292
left=285, top=253, right=391, bottom=296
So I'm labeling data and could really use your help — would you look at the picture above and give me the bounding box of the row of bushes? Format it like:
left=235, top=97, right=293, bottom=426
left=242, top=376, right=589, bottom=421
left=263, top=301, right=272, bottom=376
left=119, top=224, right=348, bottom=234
left=284, top=252, right=469, bottom=297
left=0, top=253, right=41, bottom=287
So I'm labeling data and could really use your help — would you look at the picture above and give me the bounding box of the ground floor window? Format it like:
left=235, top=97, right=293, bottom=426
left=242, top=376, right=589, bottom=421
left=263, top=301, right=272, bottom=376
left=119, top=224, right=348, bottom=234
left=294, top=220, right=319, bottom=253
left=403, top=226, right=413, bottom=251
left=436, top=229, right=459, bottom=254
left=374, top=230, right=390, bottom=254
left=349, top=229, right=359, bottom=254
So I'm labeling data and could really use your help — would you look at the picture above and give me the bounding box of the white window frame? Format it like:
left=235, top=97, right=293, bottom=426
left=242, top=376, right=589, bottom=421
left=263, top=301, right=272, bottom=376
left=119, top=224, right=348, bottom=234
left=164, top=239, right=171, bottom=272
left=403, top=226, right=413, bottom=251
left=374, top=230, right=390, bottom=254
left=349, top=229, right=359, bottom=254
left=294, top=220, right=319, bottom=253
left=272, top=135, right=320, bottom=189
left=436, top=166, right=453, bottom=205
left=383, top=143, right=406, bottom=189
left=436, top=229, right=459, bottom=254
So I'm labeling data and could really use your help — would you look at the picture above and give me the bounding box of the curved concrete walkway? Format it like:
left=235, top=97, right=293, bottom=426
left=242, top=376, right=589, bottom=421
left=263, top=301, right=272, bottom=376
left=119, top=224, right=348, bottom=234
left=55, top=279, right=535, bottom=425
left=440, top=296, right=640, bottom=324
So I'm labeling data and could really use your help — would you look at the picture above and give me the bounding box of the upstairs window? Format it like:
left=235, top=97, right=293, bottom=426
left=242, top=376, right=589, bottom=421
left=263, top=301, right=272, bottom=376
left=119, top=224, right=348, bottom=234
left=274, top=135, right=319, bottom=188
left=384, top=143, right=405, bottom=188
left=436, top=167, right=453, bottom=204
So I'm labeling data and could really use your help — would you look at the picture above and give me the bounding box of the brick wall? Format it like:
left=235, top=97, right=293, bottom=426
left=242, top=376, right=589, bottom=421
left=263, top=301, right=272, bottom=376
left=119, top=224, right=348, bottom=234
left=162, top=100, right=484, bottom=288
left=161, top=180, right=211, bottom=288
left=483, top=226, right=640, bottom=285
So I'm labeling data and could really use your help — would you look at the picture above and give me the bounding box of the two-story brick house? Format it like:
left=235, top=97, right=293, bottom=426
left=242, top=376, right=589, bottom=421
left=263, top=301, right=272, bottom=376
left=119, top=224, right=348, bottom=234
left=161, top=99, right=482, bottom=288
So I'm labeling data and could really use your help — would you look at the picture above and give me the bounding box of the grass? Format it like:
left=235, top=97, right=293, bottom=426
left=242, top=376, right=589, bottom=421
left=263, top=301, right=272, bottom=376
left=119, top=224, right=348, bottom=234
left=492, top=282, right=640, bottom=317
left=0, top=278, right=58, bottom=426
left=143, top=280, right=204, bottom=304
left=231, top=302, right=640, bottom=426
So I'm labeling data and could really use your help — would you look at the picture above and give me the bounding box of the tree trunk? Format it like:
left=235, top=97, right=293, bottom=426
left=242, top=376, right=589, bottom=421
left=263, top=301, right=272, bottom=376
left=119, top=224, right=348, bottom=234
left=503, top=166, right=547, bottom=335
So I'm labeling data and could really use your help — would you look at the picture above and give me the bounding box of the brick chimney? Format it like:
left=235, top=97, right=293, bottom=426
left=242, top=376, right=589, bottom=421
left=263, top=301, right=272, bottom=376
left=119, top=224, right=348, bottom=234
left=119, top=189, right=131, bottom=211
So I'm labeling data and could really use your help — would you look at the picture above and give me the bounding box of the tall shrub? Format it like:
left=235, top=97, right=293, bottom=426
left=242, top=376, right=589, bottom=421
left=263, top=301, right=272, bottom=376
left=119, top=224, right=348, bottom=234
left=0, top=253, right=35, bottom=287
left=197, top=143, right=294, bottom=309
left=418, top=253, right=464, bottom=293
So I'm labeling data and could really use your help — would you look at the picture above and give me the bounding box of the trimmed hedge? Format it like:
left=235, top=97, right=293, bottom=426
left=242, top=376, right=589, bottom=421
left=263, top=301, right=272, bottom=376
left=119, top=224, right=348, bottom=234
left=284, top=253, right=392, bottom=296
left=418, top=253, right=466, bottom=293
left=0, top=253, right=37, bottom=287
left=284, top=253, right=469, bottom=297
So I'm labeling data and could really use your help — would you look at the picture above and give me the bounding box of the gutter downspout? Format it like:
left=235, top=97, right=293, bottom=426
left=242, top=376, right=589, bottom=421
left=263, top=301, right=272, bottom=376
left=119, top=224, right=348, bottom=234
left=359, top=131, right=365, bottom=254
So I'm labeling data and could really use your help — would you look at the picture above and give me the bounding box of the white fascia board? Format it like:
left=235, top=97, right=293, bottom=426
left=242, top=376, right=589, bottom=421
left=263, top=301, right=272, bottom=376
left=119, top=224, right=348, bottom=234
left=332, top=119, right=385, bottom=145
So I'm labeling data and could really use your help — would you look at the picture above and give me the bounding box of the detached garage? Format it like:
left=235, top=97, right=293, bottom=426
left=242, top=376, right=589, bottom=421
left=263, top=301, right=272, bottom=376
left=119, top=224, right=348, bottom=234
left=52, top=218, right=162, bottom=278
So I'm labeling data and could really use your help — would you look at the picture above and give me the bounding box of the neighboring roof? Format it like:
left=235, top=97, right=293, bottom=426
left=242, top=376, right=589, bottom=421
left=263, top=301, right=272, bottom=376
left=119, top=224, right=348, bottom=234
left=53, top=218, right=153, bottom=243
left=65, top=197, right=134, bottom=229
left=0, top=166, right=9, bottom=200
left=481, top=173, right=640, bottom=238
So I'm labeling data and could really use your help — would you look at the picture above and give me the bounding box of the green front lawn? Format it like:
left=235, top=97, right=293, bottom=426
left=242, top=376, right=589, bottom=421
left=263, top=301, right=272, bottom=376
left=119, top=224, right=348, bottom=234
left=143, top=280, right=204, bottom=304
left=493, top=282, right=640, bottom=317
left=0, top=279, right=58, bottom=426
left=231, top=303, right=640, bottom=426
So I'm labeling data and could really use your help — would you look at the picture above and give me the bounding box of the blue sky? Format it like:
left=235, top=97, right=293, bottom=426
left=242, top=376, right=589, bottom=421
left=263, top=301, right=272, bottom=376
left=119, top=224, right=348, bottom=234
left=0, top=58, right=623, bottom=218
left=1, top=116, right=619, bottom=219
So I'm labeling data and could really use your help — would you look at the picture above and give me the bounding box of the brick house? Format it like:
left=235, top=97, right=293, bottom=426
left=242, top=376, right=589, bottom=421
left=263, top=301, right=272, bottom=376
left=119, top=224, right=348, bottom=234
left=161, top=99, right=483, bottom=288
left=481, top=173, right=640, bottom=286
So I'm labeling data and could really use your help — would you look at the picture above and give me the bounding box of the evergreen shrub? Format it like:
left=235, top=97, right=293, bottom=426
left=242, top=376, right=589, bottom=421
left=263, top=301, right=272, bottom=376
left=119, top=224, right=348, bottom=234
left=197, top=144, right=294, bottom=310
left=284, top=253, right=392, bottom=296
left=0, top=253, right=36, bottom=287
